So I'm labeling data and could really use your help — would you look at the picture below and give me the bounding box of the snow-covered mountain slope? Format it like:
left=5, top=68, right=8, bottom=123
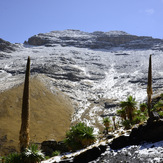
left=0, top=30, right=163, bottom=132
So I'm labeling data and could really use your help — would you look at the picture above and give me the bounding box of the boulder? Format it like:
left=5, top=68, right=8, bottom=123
left=73, top=147, right=102, bottom=163
left=110, top=135, right=130, bottom=150
left=41, top=140, right=69, bottom=156
left=27, top=36, right=48, bottom=46
left=110, top=119, right=163, bottom=150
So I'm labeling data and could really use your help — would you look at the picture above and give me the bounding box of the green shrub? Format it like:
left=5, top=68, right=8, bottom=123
left=103, top=117, right=111, bottom=128
left=117, top=108, right=126, bottom=120
left=21, top=144, right=45, bottom=163
left=140, top=103, right=147, bottom=112
left=158, top=111, right=163, bottom=118
left=4, top=153, right=22, bottom=163
left=64, top=122, right=96, bottom=151
left=154, top=100, right=163, bottom=111
left=52, top=150, right=60, bottom=157
left=122, top=120, right=131, bottom=129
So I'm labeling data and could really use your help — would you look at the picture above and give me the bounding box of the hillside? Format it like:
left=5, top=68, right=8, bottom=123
left=0, top=75, right=74, bottom=155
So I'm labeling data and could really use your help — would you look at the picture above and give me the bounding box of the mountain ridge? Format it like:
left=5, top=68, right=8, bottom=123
left=25, top=29, right=163, bottom=50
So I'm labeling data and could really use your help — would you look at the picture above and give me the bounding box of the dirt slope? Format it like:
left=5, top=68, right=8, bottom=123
left=0, top=76, right=74, bottom=155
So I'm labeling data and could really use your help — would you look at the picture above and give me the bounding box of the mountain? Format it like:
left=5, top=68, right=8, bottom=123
left=26, top=29, right=163, bottom=50
left=0, top=38, right=17, bottom=52
left=0, top=30, right=163, bottom=156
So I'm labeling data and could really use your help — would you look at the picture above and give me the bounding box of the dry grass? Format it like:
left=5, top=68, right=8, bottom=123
left=0, top=76, right=74, bottom=155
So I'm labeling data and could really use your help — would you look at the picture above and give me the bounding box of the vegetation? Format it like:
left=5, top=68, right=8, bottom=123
left=19, top=56, right=31, bottom=152
left=21, top=144, right=45, bottom=163
left=52, top=150, right=60, bottom=157
left=117, top=96, right=149, bottom=129
left=147, top=54, right=153, bottom=118
left=140, top=103, right=147, bottom=112
left=4, top=152, right=21, bottom=163
left=119, top=96, right=137, bottom=121
left=64, top=122, right=96, bottom=151
left=103, top=117, right=111, bottom=128
left=3, top=144, right=44, bottom=163
left=154, top=100, right=163, bottom=111
left=103, top=117, right=112, bottom=134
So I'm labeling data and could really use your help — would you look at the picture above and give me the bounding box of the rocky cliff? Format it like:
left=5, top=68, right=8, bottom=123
left=26, top=29, right=163, bottom=50
left=0, top=38, right=17, bottom=52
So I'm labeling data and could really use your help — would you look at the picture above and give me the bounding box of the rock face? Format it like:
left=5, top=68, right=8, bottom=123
left=110, top=119, right=163, bottom=150
left=26, top=30, right=163, bottom=50
left=0, top=38, right=16, bottom=52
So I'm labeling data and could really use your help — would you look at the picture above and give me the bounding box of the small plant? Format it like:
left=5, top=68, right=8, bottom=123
left=160, top=93, right=163, bottom=99
left=120, top=96, right=137, bottom=121
left=158, top=111, right=163, bottom=118
left=4, top=153, right=22, bottom=163
left=140, top=103, right=147, bottom=112
left=21, top=144, right=45, bottom=163
left=52, top=150, right=60, bottom=157
left=122, top=120, right=131, bottom=130
left=64, top=122, right=96, bottom=151
left=117, top=108, right=126, bottom=120
left=103, top=117, right=111, bottom=128
left=154, top=100, right=163, bottom=111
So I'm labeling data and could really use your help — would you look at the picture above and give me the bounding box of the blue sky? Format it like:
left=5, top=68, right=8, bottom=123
left=0, top=0, right=163, bottom=43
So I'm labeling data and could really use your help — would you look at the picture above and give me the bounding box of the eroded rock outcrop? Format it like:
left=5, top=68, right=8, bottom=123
left=0, top=38, right=16, bottom=52
left=26, top=30, right=163, bottom=50
left=110, top=119, right=163, bottom=150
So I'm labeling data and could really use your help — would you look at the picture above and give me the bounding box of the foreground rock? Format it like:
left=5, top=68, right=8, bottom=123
left=110, top=119, right=163, bottom=149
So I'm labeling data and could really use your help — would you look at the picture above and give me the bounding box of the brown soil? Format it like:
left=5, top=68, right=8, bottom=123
left=0, top=76, right=74, bottom=156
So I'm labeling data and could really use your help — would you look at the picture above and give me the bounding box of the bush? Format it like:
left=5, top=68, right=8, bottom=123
left=122, top=120, right=131, bottom=129
left=140, top=103, right=147, bottom=112
left=4, top=153, right=22, bottom=163
left=158, top=111, right=163, bottom=118
left=52, top=150, right=60, bottom=157
left=103, top=117, right=111, bottom=128
left=64, top=122, right=96, bottom=151
left=21, top=144, right=45, bottom=163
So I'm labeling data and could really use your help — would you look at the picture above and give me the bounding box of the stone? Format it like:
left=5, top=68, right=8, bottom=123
left=27, top=36, right=48, bottom=46
left=41, top=140, right=69, bottom=156
left=110, top=119, right=163, bottom=150
left=73, top=147, right=102, bottom=163
left=110, top=135, right=130, bottom=150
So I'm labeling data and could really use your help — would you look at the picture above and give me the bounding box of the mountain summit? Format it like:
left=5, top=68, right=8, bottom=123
left=26, top=29, right=163, bottom=50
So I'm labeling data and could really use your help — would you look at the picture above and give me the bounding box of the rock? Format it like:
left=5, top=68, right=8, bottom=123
left=110, top=119, right=163, bottom=150
left=110, top=135, right=130, bottom=150
left=41, top=140, right=57, bottom=156
left=73, top=147, right=102, bottom=163
left=26, top=30, right=163, bottom=50
left=104, top=102, right=118, bottom=108
left=0, top=38, right=15, bottom=52
left=27, top=36, right=48, bottom=46
left=41, top=140, right=69, bottom=156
